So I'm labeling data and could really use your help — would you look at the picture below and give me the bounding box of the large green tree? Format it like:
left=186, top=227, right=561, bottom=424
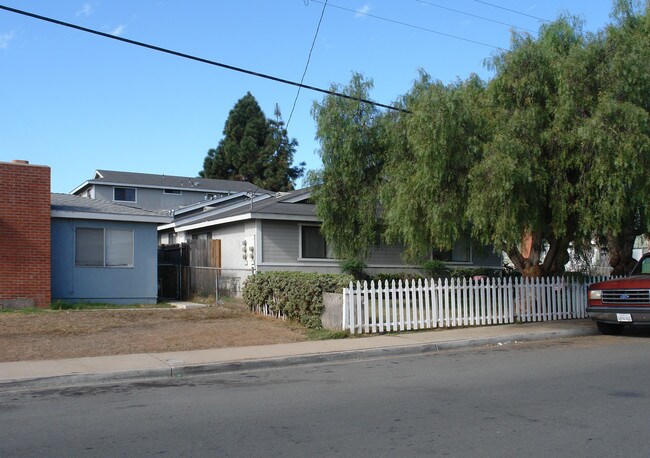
left=381, top=72, right=487, bottom=261
left=311, top=73, right=386, bottom=260
left=579, top=0, right=650, bottom=274
left=311, top=1, right=649, bottom=277
left=465, top=16, right=590, bottom=276
left=200, top=92, right=305, bottom=191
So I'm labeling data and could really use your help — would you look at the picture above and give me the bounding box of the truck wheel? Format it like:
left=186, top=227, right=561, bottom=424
left=596, top=321, right=624, bottom=335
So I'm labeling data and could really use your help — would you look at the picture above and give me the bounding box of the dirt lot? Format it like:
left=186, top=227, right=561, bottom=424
left=0, top=300, right=308, bottom=362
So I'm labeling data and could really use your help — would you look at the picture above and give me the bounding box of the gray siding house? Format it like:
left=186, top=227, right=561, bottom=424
left=51, top=194, right=171, bottom=304
left=159, top=188, right=502, bottom=286
left=71, top=170, right=262, bottom=212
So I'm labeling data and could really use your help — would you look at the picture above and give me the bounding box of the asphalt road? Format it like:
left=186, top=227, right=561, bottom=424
left=2, top=334, right=650, bottom=457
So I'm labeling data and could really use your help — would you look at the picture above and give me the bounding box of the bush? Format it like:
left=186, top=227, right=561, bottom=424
left=369, top=272, right=422, bottom=284
left=339, top=258, right=367, bottom=281
left=420, top=260, right=450, bottom=278
left=243, top=271, right=354, bottom=329
left=448, top=267, right=502, bottom=278
left=370, top=267, right=506, bottom=283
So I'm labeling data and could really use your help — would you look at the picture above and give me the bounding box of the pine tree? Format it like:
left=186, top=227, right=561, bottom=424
left=199, top=93, right=305, bottom=191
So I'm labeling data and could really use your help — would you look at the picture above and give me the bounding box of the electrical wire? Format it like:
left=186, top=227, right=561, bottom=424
left=0, top=4, right=409, bottom=114
left=416, top=0, right=537, bottom=34
left=472, top=0, right=550, bottom=23
left=310, top=0, right=505, bottom=50
left=287, top=0, right=328, bottom=130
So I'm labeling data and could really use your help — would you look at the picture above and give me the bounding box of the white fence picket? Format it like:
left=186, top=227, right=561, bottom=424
left=339, top=274, right=613, bottom=334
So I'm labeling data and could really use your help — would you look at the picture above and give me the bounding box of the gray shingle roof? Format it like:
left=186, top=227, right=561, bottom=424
left=51, top=193, right=171, bottom=223
left=171, top=188, right=316, bottom=228
left=87, top=170, right=262, bottom=193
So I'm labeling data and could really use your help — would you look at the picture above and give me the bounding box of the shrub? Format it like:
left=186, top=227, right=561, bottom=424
left=243, top=271, right=353, bottom=329
left=420, top=260, right=450, bottom=279
left=339, top=258, right=367, bottom=281
left=370, top=272, right=422, bottom=284
left=448, top=267, right=502, bottom=278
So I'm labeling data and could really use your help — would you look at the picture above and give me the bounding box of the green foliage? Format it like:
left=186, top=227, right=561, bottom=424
left=311, top=73, right=386, bottom=260
left=49, top=301, right=172, bottom=310
left=242, top=271, right=353, bottom=329
left=369, top=267, right=504, bottom=283
left=311, top=2, right=649, bottom=277
left=370, top=272, right=422, bottom=284
left=420, top=260, right=449, bottom=278
left=200, top=93, right=305, bottom=191
left=0, top=307, right=42, bottom=314
left=306, top=328, right=350, bottom=340
left=383, top=73, right=487, bottom=261
left=339, top=258, right=367, bottom=280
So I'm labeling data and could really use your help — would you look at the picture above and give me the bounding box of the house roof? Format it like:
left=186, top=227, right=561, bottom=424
left=71, top=169, right=264, bottom=195
left=51, top=193, right=172, bottom=223
left=162, top=188, right=317, bottom=232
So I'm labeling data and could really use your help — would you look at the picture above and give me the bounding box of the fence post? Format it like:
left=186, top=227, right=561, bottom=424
left=342, top=286, right=348, bottom=331
left=443, top=278, right=450, bottom=328
left=506, top=276, right=514, bottom=323
left=215, top=269, right=219, bottom=305
left=377, top=280, right=384, bottom=333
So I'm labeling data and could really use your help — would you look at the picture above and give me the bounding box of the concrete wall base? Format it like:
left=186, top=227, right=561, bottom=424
left=322, top=292, right=343, bottom=330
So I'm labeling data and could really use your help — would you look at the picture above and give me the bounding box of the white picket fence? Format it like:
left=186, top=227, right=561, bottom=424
left=342, top=276, right=610, bottom=334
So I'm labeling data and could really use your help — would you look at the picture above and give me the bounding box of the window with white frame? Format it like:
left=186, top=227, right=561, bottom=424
left=163, top=189, right=182, bottom=195
left=300, top=225, right=333, bottom=259
left=113, top=187, right=136, bottom=202
left=75, top=228, right=134, bottom=267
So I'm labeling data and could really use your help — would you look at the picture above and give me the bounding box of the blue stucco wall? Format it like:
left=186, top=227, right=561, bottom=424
left=51, top=218, right=159, bottom=304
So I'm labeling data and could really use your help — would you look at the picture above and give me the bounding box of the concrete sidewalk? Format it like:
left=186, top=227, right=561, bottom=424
left=0, top=319, right=598, bottom=391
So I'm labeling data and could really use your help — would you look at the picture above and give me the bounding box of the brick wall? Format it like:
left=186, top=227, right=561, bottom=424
left=0, top=161, right=51, bottom=308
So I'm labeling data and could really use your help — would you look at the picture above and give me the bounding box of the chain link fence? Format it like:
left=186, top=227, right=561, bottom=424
left=158, top=264, right=254, bottom=302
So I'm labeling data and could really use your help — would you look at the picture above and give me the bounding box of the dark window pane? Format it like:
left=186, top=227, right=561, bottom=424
left=114, top=187, right=136, bottom=202
left=75, top=228, right=104, bottom=266
left=302, top=226, right=327, bottom=259
left=433, top=237, right=471, bottom=263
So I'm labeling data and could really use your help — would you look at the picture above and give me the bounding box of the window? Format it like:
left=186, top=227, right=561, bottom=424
left=75, top=228, right=104, bottom=266
left=75, top=228, right=134, bottom=267
left=432, top=237, right=471, bottom=263
left=163, top=189, right=182, bottom=195
left=114, top=187, right=136, bottom=202
left=301, top=225, right=333, bottom=259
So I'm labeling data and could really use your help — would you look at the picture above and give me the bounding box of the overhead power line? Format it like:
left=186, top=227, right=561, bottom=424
left=416, top=0, right=537, bottom=34
left=0, top=4, right=409, bottom=114
left=310, top=0, right=505, bottom=50
left=287, top=0, right=328, bottom=129
left=472, top=0, right=551, bottom=23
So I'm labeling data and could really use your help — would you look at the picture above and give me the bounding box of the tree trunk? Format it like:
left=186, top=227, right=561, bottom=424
left=607, top=229, right=638, bottom=276
left=507, top=232, right=570, bottom=277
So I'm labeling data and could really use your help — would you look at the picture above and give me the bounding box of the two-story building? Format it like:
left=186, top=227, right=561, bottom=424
left=71, top=169, right=262, bottom=212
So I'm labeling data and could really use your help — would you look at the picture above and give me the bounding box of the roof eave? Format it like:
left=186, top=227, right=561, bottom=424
left=167, top=212, right=320, bottom=232
left=52, top=210, right=172, bottom=224
left=70, top=180, right=91, bottom=195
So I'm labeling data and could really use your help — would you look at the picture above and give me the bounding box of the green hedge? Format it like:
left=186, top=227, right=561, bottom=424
left=370, top=267, right=506, bottom=284
left=243, top=271, right=354, bottom=329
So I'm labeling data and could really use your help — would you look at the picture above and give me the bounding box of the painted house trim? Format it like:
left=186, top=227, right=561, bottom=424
left=52, top=210, right=170, bottom=224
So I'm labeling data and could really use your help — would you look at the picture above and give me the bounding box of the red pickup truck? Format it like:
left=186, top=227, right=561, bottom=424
left=587, top=253, right=650, bottom=335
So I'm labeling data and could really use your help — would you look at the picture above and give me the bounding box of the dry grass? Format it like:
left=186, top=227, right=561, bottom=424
left=0, top=300, right=308, bottom=362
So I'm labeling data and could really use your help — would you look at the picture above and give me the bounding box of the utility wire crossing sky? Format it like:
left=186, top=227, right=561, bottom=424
left=0, top=1, right=613, bottom=193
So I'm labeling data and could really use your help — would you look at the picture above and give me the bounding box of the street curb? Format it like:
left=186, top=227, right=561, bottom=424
left=0, top=326, right=597, bottom=392
left=170, top=326, right=597, bottom=377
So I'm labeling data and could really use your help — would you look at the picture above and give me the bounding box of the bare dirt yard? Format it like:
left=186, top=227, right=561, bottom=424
left=0, top=300, right=308, bottom=362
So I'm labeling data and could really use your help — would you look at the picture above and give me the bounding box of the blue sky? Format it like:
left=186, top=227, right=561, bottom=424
left=1, top=1, right=614, bottom=193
